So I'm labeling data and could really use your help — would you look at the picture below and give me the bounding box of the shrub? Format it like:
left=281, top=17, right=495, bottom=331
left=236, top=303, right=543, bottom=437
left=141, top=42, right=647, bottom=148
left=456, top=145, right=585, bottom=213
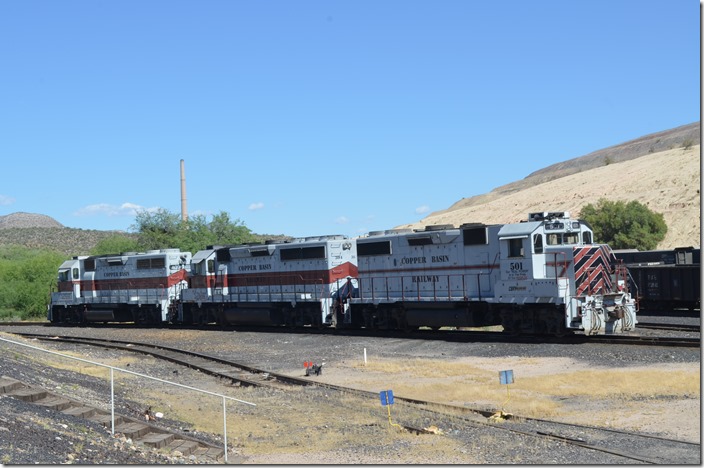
left=579, top=199, right=667, bottom=250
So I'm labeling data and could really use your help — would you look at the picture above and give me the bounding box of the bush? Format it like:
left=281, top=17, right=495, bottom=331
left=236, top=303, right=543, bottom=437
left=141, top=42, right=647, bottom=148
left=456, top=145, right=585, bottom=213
left=579, top=199, right=667, bottom=250
left=0, top=246, right=66, bottom=320
left=131, top=209, right=257, bottom=253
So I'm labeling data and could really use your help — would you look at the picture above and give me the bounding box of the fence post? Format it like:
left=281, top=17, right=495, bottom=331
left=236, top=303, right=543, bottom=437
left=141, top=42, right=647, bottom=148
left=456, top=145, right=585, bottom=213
left=222, top=396, right=228, bottom=463
left=110, top=367, right=115, bottom=435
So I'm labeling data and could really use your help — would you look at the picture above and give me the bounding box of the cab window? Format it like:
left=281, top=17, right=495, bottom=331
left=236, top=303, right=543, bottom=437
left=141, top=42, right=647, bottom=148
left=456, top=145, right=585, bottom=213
left=564, top=232, right=579, bottom=244
left=508, top=238, right=524, bottom=258
left=533, top=234, right=543, bottom=253
left=72, top=268, right=79, bottom=280
left=583, top=232, right=592, bottom=244
left=546, top=233, right=562, bottom=245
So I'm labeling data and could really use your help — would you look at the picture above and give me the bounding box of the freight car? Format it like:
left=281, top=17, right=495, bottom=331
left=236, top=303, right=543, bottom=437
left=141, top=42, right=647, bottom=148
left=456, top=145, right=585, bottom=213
left=614, top=247, right=700, bottom=312
left=48, top=211, right=638, bottom=336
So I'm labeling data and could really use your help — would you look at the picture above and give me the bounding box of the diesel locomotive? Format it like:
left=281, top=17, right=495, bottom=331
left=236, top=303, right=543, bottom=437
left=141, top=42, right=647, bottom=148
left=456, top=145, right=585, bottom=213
left=48, top=211, right=638, bottom=335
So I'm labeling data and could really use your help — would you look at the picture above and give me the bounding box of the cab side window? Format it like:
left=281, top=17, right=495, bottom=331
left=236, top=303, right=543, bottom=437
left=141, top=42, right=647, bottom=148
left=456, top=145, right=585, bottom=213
left=533, top=234, right=543, bottom=253
left=72, top=268, right=79, bottom=280
left=508, top=238, right=524, bottom=258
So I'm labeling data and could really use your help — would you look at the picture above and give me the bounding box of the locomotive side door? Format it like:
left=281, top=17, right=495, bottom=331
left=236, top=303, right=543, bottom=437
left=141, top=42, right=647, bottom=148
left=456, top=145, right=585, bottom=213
left=501, top=236, right=531, bottom=282
left=72, top=265, right=81, bottom=298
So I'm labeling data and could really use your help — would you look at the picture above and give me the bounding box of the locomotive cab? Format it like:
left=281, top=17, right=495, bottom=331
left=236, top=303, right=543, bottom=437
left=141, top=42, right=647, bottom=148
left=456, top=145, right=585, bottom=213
left=48, top=257, right=85, bottom=322
left=495, top=212, right=636, bottom=335
left=48, top=249, right=192, bottom=325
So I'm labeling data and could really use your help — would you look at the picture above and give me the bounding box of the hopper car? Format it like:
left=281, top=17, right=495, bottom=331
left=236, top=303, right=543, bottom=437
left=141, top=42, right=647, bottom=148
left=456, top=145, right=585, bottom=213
left=614, top=247, right=700, bottom=312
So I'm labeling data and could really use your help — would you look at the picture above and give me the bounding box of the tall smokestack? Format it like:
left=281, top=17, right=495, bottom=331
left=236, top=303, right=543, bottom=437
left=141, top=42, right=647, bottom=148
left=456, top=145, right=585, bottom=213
left=180, top=159, right=188, bottom=222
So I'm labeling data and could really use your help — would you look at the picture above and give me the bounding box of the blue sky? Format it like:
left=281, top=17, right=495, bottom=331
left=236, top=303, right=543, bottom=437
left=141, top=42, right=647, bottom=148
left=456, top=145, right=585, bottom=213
left=0, top=1, right=699, bottom=239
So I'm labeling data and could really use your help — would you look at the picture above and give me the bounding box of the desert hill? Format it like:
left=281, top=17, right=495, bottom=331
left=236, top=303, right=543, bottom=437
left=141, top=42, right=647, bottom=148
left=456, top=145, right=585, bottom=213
left=0, top=212, right=64, bottom=229
left=398, top=131, right=701, bottom=250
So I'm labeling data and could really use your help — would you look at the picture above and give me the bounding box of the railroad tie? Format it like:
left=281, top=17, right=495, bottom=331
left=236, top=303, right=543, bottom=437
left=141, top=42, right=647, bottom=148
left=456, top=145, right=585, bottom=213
left=61, top=406, right=96, bottom=418
left=0, top=376, right=23, bottom=394
left=8, top=387, right=48, bottom=402
left=1, top=376, right=226, bottom=463
left=140, top=432, right=176, bottom=449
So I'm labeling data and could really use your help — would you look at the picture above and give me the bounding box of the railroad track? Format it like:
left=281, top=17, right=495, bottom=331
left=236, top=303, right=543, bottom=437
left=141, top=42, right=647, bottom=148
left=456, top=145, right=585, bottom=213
left=3, top=321, right=700, bottom=348
left=7, top=331, right=700, bottom=464
left=587, top=334, right=700, bottom=347
left=636, top=322, right=700, bottom=333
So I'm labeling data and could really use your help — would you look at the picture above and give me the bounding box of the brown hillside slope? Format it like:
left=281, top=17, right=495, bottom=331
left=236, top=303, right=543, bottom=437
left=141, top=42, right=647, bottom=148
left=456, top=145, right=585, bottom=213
left=397, top=144, right=700, bottom=250
left=433, top=122, right=699, bottom=215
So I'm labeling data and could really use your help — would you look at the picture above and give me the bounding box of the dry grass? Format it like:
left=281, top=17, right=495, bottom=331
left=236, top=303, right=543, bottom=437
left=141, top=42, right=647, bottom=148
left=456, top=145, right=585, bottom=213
left=350, top=358, right=700, bottom=418
left=4, top=334, right=698, bottom=459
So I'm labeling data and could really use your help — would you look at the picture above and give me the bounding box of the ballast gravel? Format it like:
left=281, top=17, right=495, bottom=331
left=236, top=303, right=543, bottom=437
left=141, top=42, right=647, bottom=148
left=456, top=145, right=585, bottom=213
left=0, top=313, right=699, bottom=464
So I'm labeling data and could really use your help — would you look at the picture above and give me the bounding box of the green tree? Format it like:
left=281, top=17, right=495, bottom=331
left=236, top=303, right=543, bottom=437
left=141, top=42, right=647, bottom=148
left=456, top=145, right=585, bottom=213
left=131, top=209, right=256, bottom=253
left=90, top=234, right=141, bottom=256
left=579, top=199, right=667, bottom=250
left=0, top=245, right=66, bottom=320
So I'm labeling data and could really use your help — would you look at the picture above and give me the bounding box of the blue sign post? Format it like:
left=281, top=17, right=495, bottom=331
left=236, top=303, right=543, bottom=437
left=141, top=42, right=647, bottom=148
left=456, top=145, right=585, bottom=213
left=490, top=370, right=515, bottom=421
left=379, top=390, right=401, bottom=428
left=499, top=370, right=514, bottom=385
left=379, top=390, right=394, bottom=406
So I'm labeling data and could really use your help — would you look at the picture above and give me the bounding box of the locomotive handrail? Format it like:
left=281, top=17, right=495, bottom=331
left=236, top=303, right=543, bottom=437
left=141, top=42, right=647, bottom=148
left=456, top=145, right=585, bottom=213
left=550, top=251, right=569, bottom=281
left=233, top=274, right=326, bottom=303
left=357, top=272, right=491, bottom=303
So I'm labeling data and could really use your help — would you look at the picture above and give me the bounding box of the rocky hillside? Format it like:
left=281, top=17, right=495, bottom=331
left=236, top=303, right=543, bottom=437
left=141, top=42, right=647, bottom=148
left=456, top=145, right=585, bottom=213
left=0, top=226, right=133, bottom=257
left=398, top=122, right=701, bottom=250
left=0, top=212, right=64, bottom=229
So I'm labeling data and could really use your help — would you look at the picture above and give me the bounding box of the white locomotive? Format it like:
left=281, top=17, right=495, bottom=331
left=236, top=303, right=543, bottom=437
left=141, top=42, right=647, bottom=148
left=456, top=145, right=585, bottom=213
left=49, top=249, right=191, bottom=324
left=180, top=236, right=358, bottom=327
left=349, top=212, right=636, bottom=335
left=48, top=212, right=637, bottom=335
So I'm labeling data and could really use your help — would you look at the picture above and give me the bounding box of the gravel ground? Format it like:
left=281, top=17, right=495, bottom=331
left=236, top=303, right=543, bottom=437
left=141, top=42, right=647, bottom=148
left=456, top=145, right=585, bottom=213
left=0, top=314, right=699, bottom=464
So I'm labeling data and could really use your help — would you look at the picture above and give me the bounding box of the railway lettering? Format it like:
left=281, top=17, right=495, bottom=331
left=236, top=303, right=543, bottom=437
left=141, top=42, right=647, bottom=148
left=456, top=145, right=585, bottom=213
left=239, top=265, right=258, bottom=271
left=259, top=264, right=272, bottom=271
left=431, top=255, right=449, bottom=263
left=103, top=272, right=129, bottom=278
left=400, top=256, right=427, bottom=265
left=412, top=275, right=440, bottom=283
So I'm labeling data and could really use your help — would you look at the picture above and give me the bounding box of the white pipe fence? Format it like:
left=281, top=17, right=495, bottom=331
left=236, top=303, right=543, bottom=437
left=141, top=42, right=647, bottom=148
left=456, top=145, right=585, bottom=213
left=0, top=335, right=256, bottom=463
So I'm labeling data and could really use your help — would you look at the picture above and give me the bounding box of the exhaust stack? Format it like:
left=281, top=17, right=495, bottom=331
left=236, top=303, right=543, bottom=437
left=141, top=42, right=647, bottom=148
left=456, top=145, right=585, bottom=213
left=180, top=159, right=188, bottom=222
